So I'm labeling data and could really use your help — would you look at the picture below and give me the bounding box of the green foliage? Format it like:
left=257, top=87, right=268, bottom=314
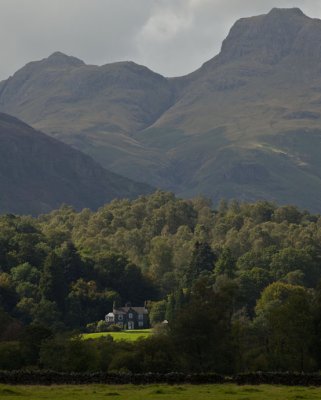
left=96, top=320, right=109, bottom=332
left=19, top=325, right=52, bottom=365
left=40, top=335, right=105, bottom=372
left=65, top=279, right=118, bottom=328
left=214, top=247, right=236, bottom=278
left=170, top=275, right=237, bottom=373
left=2, top=193, right=321, bottom=374
left=40, top=252, right=66, bottom=311
left=252, top=282, right=316, bottom=371
left=149, top=300, right=167, bottom=326
left=186, top=242, right=217, bottom=286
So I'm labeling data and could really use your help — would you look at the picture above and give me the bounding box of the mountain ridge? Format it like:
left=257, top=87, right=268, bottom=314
left=2, top=8, right=321, bottom=210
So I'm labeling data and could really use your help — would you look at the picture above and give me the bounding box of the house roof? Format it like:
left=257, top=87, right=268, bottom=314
left=113, top=306, right=148, bottom=315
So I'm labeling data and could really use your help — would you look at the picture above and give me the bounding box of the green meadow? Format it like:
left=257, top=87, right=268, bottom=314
left=1, top=384, right=321, bottom=400
left=81, top=329, right=152, bottom=341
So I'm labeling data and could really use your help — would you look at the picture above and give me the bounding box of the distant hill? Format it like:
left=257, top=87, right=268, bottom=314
left=2, top=8, right=321, bottom=210
left=0, top=113, right=152, bottom=214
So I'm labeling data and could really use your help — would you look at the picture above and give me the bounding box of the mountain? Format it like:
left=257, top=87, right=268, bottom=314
left=0, top=52, right=174, bottom=186
left=2, top=8, right=321, bottom=210
left=145, top=7, right=321, bottom=209
left=0, top=113, right=152, bottom=215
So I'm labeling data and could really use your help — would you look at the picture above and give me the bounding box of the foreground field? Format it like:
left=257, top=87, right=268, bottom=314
left=82, top=329, right=152, bottom=341
left=1, top=384, right=321, bottom=400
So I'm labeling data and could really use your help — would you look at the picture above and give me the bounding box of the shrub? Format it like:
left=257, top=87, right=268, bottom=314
left=96, top=320, right=109, bottom=332
left=108, top=324, right=122, bottom=332
left=85, top=322, right=97, bottom=333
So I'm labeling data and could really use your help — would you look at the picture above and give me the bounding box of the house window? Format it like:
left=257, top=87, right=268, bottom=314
left=128, top=313, right=133, bottom=319
left=138, top=314, right=144, bottom=320
left=138, top=321, right=144, bottom=327
left=118, top=315, right=123, bottom=321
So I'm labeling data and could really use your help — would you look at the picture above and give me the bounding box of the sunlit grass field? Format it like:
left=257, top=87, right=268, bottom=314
left=1, top=384, right=321, bottom=400
left=81, top=329, right=152, bottom=341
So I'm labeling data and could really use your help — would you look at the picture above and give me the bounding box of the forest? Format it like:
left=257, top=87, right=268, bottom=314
left=1, top=191, right=321, bottom=373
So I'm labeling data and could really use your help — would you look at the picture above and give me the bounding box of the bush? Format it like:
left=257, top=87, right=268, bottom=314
left=39, top=335, right=101, bottom=372
left=85, top=323, right=97, bottom=333
left=96, top=320, right=109, bottom=332
left=85, top=321, right=119, bottom=333
left=108, top=324, right=122, bottom=332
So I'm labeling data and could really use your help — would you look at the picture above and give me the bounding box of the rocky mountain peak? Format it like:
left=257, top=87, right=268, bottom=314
left=44, top=51, right=85, bottom=68
left=267, top=7, right=305, bottom=17
left=219, top=7, right=311, bottom=63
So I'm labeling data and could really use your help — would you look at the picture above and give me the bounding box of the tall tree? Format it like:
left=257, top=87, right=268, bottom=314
left=186, top=242, right=216, bottom=286
left=253, top=282, right=315, bottom=371
left=39, top=252, right=66, bottom=311
left=170, top=275, right=237, bottom=373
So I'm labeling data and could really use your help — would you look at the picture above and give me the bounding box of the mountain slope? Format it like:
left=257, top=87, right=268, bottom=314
left=2, top=9, right=321, bottom=210
left=0, top=113, right=152, bottom=215
left=0, top=52, right=173, bottom=186
left=128, top=8, right=321, bottom=208
left=144, top=7, right=321, bottom=209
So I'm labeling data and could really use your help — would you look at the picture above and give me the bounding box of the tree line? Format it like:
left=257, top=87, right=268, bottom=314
left=1, top=191, right=321, bottom=372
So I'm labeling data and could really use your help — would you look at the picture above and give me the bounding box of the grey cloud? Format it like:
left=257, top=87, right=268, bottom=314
left=0, top=0, right=321, bottom=80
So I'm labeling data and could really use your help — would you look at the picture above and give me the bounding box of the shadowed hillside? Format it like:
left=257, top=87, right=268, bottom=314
left=0, top=113, right=152, bottom=214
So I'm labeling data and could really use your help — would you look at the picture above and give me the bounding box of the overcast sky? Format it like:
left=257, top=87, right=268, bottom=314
left=1, top=0, right=321, bottom=80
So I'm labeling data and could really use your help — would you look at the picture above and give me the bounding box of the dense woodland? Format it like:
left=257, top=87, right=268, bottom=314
left=2, top=191, right=321, bottom=373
